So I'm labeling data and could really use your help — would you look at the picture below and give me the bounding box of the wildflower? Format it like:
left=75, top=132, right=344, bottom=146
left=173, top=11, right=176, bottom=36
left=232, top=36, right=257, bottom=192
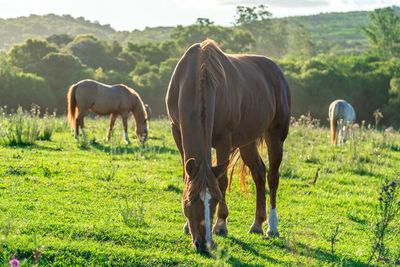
left=9, top=258, right=19, bottom=267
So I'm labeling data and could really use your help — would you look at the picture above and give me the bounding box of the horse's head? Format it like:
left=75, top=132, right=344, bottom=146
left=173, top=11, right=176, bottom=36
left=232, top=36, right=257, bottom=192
left=135, top=118, right=148, bottom=143
left=182, top=158, right=228, bottom=252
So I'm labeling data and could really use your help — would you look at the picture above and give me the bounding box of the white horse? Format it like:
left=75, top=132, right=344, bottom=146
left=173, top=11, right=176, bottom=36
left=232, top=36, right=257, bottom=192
left=329, top=99, right=356, bottom=145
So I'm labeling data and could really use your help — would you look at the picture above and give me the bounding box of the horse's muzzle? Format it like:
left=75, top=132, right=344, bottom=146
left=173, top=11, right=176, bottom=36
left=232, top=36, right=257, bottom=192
left=194, top=239, right=215, bottom=253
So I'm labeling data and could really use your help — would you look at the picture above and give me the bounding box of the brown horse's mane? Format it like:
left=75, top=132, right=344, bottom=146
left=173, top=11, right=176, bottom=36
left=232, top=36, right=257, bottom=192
left=119, top=84, right=148, bottom=121
left=185, top=40, right=227, bottom=202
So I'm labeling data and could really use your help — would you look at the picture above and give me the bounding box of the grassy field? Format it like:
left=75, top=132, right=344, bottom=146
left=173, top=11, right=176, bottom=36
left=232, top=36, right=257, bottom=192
left=0, top=113, right=399, bottom=266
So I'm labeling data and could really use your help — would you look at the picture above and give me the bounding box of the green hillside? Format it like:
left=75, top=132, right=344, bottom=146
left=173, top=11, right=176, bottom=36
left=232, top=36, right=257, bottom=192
left=2, top=8, right=399, bottom=53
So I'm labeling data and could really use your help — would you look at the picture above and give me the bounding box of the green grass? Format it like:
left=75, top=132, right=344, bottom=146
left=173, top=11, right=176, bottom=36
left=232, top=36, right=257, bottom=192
left=0, top=116, right=399, bottom=266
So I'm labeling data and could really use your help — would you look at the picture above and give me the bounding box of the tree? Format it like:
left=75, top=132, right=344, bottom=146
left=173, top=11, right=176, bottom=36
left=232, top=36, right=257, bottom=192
left=233, top=5, right=272, bottom=26
left=46, top=34, right=74, bottom=48
left=7, top=38, right=58, bottom=72
left=65, top=34, right=113, bottom=70
left=288, top=23, right=316, bottom=57
left=361, top=7, right=400, bottom=58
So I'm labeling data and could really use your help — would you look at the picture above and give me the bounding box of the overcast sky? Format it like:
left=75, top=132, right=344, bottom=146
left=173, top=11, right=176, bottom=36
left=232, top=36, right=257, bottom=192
left=0, top=0, right=398, bottom=31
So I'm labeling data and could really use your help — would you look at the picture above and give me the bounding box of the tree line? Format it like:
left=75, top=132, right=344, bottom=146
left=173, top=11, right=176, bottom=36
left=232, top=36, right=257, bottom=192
left=0, top=6, right=399, bottom=127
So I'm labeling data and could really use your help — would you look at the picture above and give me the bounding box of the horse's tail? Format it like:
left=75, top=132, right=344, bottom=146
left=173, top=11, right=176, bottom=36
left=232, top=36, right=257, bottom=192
left=67, top=83, right=78, bottom=129
left=330, top=115, right=338, bottom=145
left=225, top=138, right=265, bottom=197
left=329, top=102, right=339, bottom=145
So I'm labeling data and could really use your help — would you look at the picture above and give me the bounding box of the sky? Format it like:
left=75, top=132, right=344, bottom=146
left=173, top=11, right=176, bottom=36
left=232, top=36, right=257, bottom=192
left=0, top=0, right=398, bottom=31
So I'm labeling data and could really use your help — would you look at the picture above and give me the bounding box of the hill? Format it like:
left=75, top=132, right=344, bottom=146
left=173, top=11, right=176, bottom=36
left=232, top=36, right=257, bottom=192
left=2, top=8, right=399, bottom=53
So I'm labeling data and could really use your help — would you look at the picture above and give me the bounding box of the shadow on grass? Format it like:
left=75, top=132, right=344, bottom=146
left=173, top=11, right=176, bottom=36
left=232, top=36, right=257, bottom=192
left=288, top=240, right=366, bottom=266
left=164, top=184, right=182, bottom=194
left=225, top=236, right=284, bottom=265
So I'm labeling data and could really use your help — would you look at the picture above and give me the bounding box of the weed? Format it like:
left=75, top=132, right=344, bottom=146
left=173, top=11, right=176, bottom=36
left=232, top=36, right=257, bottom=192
left=39, top=111, right=56, bottom=141
left=120, top=198, right=146, bottom=228
left=77, top=136, right=90, bottom=149
left=0, top=106, right=40, bottom=145
left=367, top=179, right=400, bottom=266
left=212, top=245, right=231, bottom=266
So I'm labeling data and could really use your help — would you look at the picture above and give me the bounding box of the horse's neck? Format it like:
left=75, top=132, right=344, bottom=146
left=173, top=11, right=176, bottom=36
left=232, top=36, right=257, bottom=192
left=132, top=100, right=146, bottom=123
left=180, top=88, right=216, bottom=164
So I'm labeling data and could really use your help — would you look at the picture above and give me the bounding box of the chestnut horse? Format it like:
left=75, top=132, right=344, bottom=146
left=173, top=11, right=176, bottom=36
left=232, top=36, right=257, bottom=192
left=329, top=99, right=356, bottom=145
left=67, top=79, right=149, bottom=143
left=166, top=39, right=291, bottom=252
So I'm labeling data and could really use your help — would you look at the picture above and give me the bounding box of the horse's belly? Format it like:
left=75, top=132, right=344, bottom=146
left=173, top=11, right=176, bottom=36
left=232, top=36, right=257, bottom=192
left=90, top=101, right=118, bottom=115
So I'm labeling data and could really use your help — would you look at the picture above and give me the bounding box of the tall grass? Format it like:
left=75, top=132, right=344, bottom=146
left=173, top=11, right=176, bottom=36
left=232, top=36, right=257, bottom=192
left=0, top=105, right=57, bottom=146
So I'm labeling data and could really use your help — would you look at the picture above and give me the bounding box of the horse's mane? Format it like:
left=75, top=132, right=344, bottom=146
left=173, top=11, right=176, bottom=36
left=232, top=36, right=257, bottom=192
left=120, top=84, right=148, bottom=120
left=185, top=39, right=227, bottom=202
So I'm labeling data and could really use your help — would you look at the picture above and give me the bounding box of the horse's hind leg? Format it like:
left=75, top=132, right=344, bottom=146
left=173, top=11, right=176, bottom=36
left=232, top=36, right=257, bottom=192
left=265, top=128, right=286, bottom=237
left=75, top=108, right=88, bottom=140
left=107, top=113, right=118, bottom=141
left=240, top=142, right=267, bottom=234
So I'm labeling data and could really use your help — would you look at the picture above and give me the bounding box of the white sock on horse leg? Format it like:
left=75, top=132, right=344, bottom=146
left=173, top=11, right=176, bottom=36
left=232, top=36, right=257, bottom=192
left=267, top=206, right=279, bottom=233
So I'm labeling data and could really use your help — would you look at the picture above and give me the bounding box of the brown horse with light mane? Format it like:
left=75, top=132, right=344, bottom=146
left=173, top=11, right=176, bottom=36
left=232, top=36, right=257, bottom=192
left=166, top=39, right=291, bottom=252
left=67, top=79, right=149, bottom=143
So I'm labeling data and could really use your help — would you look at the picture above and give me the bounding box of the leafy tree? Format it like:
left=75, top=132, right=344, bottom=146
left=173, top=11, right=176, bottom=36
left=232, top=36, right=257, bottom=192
left=361, top=7, right=400, bottom=58
left=288, top=23, right=316, bottom=57
left=233, top=5, right=272, bottom=26
left=65, top=34, right=113, bottom=70
left=7, top=38, right=58, bottom=72
left=46, top=34, right=74, bottom=48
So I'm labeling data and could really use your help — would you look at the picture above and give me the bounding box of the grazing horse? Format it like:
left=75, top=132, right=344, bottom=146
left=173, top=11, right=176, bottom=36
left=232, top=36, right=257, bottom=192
left=67, top=79, right=149, bottom=143
left=329, top=99, right=356, bottom=145
left=166, top=39, right=291, bottom=252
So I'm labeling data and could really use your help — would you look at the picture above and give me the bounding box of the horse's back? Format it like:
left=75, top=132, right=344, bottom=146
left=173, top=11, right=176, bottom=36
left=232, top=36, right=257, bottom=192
left=329, top=99, right=355, bottom=123
left=74, top=79, right=124, bottom=114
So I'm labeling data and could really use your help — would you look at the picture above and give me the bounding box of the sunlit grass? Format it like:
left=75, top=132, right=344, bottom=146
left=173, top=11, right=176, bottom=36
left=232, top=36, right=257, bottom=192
left=0, top=115, right=399, bottom=266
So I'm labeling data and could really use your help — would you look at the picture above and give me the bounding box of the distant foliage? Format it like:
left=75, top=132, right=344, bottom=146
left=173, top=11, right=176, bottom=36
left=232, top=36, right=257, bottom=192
left=0, top=7, right=400, bottom=126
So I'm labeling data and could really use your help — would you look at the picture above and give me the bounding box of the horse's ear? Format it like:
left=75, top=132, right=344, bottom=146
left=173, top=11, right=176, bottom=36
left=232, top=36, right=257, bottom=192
left=212, top=160, right=229, bottom=179
left=185, top=158, right=198, bottom=177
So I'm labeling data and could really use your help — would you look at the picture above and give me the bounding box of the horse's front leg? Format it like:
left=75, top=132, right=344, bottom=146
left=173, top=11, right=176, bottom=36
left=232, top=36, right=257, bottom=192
left=107, top=113, right=118, bottom=141
left=121, top=112, right=130, bottom=144
left=212, top=136, right=232, bottom=236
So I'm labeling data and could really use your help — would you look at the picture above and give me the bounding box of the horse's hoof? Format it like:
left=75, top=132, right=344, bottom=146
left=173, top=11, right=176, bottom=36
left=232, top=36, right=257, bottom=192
left=213, top=227, right=228, bottom=237
left=248, top=224, right=264, bottom=235
left=266, top=229, right=280, bottom=238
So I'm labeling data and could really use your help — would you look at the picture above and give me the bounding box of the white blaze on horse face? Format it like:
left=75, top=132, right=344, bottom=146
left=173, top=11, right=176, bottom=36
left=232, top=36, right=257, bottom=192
left=200, top=187, right=212, bottom=243
left=267, top=207, right=278, bottom=233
